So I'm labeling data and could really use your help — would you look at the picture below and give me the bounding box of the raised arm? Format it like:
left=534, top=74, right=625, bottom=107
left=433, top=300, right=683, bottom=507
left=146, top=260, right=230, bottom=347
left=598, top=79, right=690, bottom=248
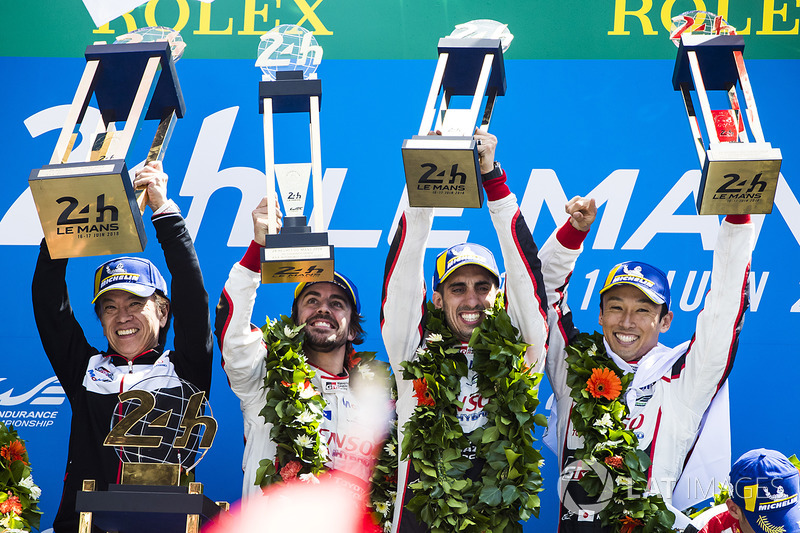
left=539, top=197, right=596, bottom=402
left=215, top=195, right=282, bottom=408
left=381, top=206, right=433, bottom=380
left=478, top=131, right=549, bottom=373
left=674, top=214, right=753, bottom=411
left=31, top=241, right=95, bottom=395
left=137, top=162, right=214, bottom=394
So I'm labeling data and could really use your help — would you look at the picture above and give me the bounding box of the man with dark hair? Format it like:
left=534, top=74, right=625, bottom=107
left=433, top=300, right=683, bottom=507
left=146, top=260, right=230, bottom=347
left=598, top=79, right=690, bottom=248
left=699, top=449, right=800, bottom=533
left=541, top=196, right=754, bottom=531
left=382, top=130, right=550, bottom=532
left=215, top=196, right=381, bottom=508
left=32, top=162, right=214, bottom=532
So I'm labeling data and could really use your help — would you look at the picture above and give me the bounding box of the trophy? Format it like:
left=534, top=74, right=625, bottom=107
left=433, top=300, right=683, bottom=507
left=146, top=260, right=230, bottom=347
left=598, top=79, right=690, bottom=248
left=77, top=376, right=224, bottom=533
left=402, top=20, right=512, bottom=208
left=257, top=24, right=334, bottom=284
left=671, top=11, right=781, bottom=215
left=29, top=27, right=186, bottom=259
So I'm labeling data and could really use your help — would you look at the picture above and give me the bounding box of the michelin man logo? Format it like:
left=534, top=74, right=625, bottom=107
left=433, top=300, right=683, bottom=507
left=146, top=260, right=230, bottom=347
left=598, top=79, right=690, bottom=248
left=622, top=264, right=643, bottom=276
left=762, top=485, right=787, bottom=500
left=107, top=262, right=127, bottom=275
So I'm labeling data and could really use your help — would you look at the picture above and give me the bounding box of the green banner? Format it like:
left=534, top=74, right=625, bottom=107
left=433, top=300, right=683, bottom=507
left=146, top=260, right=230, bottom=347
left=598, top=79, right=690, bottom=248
left=3, top=0, right=800, bottom=59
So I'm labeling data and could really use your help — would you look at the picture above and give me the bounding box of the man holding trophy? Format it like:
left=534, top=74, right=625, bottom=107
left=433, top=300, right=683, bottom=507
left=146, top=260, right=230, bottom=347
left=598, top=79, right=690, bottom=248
left=382, top=129, right=550, bottom=532
left=213, top=25, right=391, bottom=528
left=540, top=196, right=754, bottom=532
left=215, top=196, right=391, bottom=532
left=31, top=161, right=214, bottom=532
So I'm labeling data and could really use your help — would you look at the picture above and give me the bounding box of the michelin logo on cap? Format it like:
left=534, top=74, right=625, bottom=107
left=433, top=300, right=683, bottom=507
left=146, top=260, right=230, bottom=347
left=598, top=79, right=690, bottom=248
left=100, top=262, right=141, bottom=286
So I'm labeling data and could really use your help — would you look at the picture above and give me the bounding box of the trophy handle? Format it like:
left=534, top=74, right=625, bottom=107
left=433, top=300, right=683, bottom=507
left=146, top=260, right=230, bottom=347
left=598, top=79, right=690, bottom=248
left=136, top=110, right=178, bottom=214
left=262, top=97, right=278, bottom=236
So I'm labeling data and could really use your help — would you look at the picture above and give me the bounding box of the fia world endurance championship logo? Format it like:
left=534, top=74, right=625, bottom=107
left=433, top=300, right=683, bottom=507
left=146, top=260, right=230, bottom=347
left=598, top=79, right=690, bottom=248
left=0, top=377, right=66, bottom=429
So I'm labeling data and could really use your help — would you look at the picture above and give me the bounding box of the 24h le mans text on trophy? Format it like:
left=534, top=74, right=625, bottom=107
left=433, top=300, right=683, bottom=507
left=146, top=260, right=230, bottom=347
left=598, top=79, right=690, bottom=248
left=402, top=20, right=512, bottom=209
left=76, top=376, right=223, bottom=533
left=29, top=27, right=186, bottom=259
left=671, top=10, right=781, bottom=215
left=257, top=24, right=334, bottom=284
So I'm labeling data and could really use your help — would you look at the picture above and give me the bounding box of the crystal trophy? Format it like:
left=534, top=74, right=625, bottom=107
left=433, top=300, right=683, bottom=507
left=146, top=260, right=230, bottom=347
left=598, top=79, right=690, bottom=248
left=257, top=24, right=334, bottom=283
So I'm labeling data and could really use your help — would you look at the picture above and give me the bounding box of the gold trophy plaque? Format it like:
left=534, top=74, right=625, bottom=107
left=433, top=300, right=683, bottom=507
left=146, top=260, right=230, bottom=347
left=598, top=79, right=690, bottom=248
left=671, top=12, right=781, bottom=215
left=30, top=39, right=184, bottom=258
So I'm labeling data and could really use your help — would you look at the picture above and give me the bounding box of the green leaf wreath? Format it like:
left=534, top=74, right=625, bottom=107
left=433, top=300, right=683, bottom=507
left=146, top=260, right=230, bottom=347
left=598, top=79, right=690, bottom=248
left=0, top=422, right=42, bottom=532
left=565, top=332, right=675, bottom=533
left=400, top=296, right=547, bottom=533
left=254, top=315, right=398, bottom=530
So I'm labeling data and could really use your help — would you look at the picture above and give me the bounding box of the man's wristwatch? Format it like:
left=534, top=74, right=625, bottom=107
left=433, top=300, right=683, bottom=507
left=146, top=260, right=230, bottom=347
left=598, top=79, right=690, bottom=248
left=481, top=161, right=503, bottom=181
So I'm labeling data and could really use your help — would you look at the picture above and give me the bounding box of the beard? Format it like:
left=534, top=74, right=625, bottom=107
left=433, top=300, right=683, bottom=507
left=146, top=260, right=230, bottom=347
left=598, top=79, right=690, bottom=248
left=304, top=326, right=349, bottom=353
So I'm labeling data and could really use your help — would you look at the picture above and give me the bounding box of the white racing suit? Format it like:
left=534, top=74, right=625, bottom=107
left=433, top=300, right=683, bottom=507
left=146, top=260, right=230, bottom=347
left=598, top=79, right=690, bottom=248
left=381, top=172, right=550, bottom=532
left=215, top=242, right=379, bottom=500
left=540, top=216, right=753, bottom=532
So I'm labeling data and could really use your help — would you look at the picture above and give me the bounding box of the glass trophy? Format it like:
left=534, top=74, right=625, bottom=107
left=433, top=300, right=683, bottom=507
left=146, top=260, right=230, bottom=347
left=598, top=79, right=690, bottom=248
left=257, top=25, right=334, bottom=284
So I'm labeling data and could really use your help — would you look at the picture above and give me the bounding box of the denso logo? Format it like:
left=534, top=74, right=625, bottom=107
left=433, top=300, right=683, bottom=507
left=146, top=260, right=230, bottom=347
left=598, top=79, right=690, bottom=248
left=319, top=429, right=376, bottom=457
left=458, top=392, right=488, bottom=413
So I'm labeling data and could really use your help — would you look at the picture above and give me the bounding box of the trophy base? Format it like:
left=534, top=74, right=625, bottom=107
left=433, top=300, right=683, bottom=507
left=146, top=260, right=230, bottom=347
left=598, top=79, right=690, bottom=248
left=261, top=230, right=334, bottom=284
left=29, top=160, right=147, bottom=259
left=402, top=135, right=483, bottom=208
left=76, top=482, right=222, bottom=533
left=697, top=144, right=782, bottom=215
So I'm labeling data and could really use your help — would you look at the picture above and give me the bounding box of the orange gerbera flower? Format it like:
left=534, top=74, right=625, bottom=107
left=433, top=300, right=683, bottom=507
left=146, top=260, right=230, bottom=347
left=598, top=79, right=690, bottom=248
left=0, top=440, right=28, bottom=465
left=604, top=455, right=624, bottom=469
left=585, top=367, right=622, bottom=401
left=620, top=516, right=644, bottom=533
left=412, top=378, right=435, bottom=407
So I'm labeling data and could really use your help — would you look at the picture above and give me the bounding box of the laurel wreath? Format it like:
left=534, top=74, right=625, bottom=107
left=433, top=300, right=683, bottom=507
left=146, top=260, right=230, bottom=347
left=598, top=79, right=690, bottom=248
left=400, top=296, right=546, bottom=533
left=565, top=332, right=675, bottom=533
left=254, top=315, right=398, bottom=530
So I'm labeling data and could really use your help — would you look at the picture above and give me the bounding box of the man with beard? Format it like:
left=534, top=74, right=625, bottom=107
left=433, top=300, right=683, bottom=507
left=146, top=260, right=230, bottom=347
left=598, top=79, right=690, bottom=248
left=381, top=130, right=550, bottom=532
left=215, top=196, right=384, bottom=525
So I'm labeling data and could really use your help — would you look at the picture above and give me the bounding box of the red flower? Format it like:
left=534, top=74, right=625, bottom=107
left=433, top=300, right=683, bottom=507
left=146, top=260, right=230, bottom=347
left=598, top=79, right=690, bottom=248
left=585, top=368, right=622, bottom=401
left=280, top=460, right=302, bottom=481
left=604, top=455, right=624, bottom=469
left=620, top=516, right=644, bottom=533
left=347, top=351, right=362, bottom=370
left=0, top=440, right=27, bottom=465
left=0, top=493, right=22, bottom=515
left=412, top=378, right=435, bottom=407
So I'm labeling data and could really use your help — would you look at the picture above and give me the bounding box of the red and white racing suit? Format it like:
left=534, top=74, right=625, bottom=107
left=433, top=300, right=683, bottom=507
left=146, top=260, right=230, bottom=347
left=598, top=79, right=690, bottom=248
left=381, top=172, right=550, bottom=532
left=215, top=242, right=380, bottom=500
left=540, top=215, right=753, bottom=532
